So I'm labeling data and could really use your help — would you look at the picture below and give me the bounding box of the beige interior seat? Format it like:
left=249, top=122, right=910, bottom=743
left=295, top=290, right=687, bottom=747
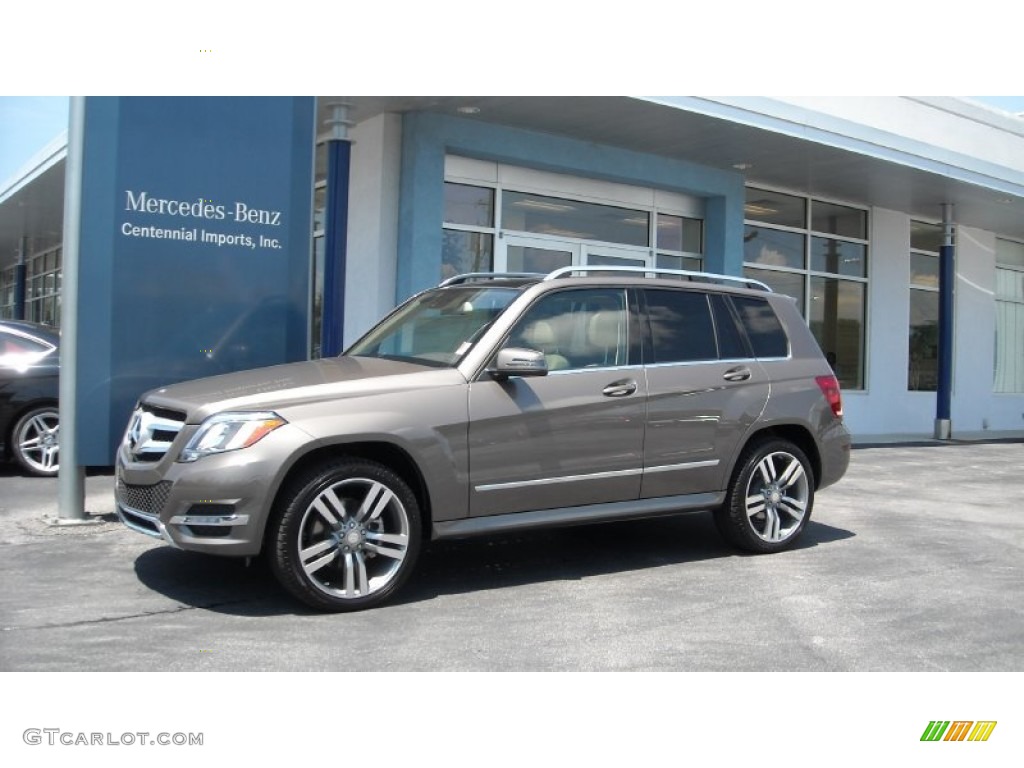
left=520, top=320, right=570, bottom=371
left=586, top=310, right=624, bottom=366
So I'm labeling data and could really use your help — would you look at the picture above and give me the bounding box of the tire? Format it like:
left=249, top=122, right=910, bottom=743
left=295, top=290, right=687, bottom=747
left=11, top=405, right=60, bottom=477
left=269, top=458, right=422, bottom=612
left=714, top=439, right=814, bottom=553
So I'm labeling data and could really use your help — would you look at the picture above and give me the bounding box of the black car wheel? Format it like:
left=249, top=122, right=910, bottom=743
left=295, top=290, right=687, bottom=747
left=11, top=406, right=60, bottom=477
left=269, top=458, right=422, bottom=611
left=715, top=439, right=814, bottom=553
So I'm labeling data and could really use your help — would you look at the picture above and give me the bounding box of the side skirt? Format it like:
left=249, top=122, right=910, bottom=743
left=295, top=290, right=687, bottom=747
left=432, top=492, right=724, bottom=540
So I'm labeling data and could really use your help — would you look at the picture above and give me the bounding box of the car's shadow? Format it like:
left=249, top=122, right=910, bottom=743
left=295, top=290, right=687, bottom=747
left=133, top=512, right=855, bottom=617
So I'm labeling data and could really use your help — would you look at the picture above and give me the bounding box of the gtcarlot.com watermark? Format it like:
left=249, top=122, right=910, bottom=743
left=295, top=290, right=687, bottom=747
left=23, top=728, right=203, bottom=747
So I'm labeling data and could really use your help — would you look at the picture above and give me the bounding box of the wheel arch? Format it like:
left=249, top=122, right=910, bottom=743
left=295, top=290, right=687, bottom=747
left=732, top=423, right=822, bottom=489
left=263, top=440, right=434, bottom=548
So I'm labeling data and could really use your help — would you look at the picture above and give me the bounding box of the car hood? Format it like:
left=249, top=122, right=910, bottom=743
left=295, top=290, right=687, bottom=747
left=140, top=356, right=468, bottom=423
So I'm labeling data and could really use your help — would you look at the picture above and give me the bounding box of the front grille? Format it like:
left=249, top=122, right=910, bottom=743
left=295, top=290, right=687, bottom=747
left=124, top=403, right=187, bottom=462
left=116, top=479, right=173, bottom=517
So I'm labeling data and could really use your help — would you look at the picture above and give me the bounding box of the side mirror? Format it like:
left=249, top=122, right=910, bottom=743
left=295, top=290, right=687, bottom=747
left=490, top=347, right=548, bottom=379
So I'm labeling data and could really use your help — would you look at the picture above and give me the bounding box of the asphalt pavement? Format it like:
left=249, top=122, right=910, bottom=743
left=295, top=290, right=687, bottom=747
left=1, top=442, right=1022, bottom=671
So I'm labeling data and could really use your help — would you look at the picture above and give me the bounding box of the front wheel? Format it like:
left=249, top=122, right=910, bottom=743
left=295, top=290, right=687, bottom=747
left=714, top=439, right=814, bottom=553
left=269, top=458, right=422, bottom=612
left=12, top=406, right=60, bottom=477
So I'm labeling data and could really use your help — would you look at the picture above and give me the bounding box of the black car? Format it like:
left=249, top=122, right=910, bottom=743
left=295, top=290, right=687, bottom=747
left=0, top=320, right=60, bottom=476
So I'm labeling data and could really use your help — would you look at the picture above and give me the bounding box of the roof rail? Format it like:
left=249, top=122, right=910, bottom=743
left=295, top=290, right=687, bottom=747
left=543, top=265, right=772, bottom=292
left=438, top=272, right=545, bottom=287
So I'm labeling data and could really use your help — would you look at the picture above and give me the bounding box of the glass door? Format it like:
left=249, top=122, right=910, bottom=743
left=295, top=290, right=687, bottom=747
left=498, top=235, right=580, bottom=276
left=583, top=244, right=653, bottom=274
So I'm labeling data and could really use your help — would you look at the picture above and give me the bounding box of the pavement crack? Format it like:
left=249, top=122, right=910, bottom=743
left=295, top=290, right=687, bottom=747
left=1, top=599, right=255, bottom=631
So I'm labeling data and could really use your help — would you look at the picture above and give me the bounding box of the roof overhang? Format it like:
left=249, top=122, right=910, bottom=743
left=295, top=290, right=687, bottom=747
left=319, top=95, right=1024, bottom=239
left=0, top=132, right=66, bottom=263
left=5, top=97, right=1024, bottom=266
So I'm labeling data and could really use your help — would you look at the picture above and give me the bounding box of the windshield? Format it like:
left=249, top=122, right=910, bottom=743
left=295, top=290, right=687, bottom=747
left=346, top=286, right=522, bottom=366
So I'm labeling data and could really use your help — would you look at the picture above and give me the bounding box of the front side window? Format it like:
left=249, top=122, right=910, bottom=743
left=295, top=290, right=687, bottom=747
left=348, top=286, right=520, bottom=367
left=506, top=289, right=630, bottom=371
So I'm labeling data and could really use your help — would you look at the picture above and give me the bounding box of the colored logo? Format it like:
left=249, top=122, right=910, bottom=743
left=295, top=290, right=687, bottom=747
left=920, top=721, right=997, bottom=742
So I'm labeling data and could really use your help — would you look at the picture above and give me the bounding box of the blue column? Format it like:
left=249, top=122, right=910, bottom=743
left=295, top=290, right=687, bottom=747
left=320, top=137, right=351, bottom=357
left=935, top=206, right=954, bottom=439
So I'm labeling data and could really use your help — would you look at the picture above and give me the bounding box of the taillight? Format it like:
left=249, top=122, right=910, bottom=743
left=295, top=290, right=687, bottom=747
left=815, top=375, right=843, bottom=419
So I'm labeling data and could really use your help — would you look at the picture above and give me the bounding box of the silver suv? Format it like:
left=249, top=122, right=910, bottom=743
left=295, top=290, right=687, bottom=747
left=116, top=267, right=850, bottom=611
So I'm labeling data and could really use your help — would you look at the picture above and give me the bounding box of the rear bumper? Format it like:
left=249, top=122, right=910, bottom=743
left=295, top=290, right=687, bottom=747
left=818, top=419, right=852, bottom=490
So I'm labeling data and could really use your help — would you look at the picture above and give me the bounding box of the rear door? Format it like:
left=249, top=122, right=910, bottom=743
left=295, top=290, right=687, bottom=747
left=640, top=289, right=770, bottom=498
left=467, top=287, right=647, bottom=517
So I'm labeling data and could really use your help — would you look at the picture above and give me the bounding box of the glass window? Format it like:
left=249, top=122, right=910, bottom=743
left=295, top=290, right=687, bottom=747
left=656, top=254, right=703, bottom=274
left=745, top=188, right=806, bottom=228
left=809, top=277, right=865, bottom=390
left=711, top=294, right=749, bottom=359
left=742, top=267, right=805, bottom=315
left=657, top=214, right=702, bottom=253
left=812, top=201, right=867, bottom=239
left=908, top=289, right=939, bottom=392
left=502, top=191, right=649, bottom=247
left=911, top=220, right=944, bottom=253
left=997, top=238, right=1024, bottom=269
left=731, top=296, right=789, bottom=359
left=744, top=226, right=805, bottom=270
left=811, top=237, right=867, bottom=278
left=509, top=289, right=630, bottom=370
left=0, top=330, right=51, bottom=357
left=645, top=290, right=717, bottom=363
left=313, top=185, right=326, bottom=233
left=349, top=285, right=521, bottom=366
left=994, top=239, right=1024, bottom=393
left=506, top=245, right=572, bottom=274
left=910, top=252, right=939, bottom=289
left=443, top=183, right=494, bottom=228
left=310, top=236, right=324, bottom=358
left=441, top=231, right=493, bottom=281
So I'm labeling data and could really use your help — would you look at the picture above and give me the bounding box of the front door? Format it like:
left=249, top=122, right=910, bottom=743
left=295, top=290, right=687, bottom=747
left=467, top=286, right=646, bottom=517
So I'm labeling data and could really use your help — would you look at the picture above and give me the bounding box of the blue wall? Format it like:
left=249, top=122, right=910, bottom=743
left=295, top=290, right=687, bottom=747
left=75, top=97, right=315, bottom=464
left=396, top=112, right=746, bottom=300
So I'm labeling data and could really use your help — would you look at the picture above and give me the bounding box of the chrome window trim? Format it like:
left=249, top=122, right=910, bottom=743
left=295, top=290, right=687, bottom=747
left=475, top=459, right=720, bottom=492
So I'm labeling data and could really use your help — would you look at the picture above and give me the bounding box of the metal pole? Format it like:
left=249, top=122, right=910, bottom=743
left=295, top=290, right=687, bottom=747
left=56, top=96, right=88, bottom=523
left=934, top=203, right=954, bottom=440
left=319, top=101, right=353, bottom=357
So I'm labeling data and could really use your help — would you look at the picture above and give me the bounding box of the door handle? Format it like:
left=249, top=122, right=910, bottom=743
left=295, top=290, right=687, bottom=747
left=602, top=379, right=637, bottom=397
left=723, top=366, right=751, bottom=382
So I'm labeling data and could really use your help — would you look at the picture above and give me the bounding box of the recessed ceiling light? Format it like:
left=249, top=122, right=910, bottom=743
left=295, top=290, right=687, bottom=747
left=457, top=106, right=481, bottom=115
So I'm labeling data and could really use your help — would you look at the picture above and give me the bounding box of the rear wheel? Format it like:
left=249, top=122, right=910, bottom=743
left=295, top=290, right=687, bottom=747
left=715, top=439, right=814, bottom=553
left=269, top=458, right=421, bottom=611
left=12, top=406, right=60, bottom=477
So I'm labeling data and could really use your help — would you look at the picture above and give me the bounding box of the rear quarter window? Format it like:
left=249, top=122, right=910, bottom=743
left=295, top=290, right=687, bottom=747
left=730, top=296, right=790, bottom=358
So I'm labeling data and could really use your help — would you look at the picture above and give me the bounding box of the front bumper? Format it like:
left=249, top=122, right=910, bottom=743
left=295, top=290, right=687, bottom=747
left=115, top=423, right=308, bottom=556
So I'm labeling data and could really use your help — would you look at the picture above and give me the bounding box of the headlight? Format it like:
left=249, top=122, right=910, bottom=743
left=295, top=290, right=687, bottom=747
left=178, top=411, right=287, bottom=462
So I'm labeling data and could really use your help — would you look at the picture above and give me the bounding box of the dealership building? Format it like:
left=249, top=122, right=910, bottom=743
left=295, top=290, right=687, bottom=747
left=1, top=96, right=1023, bottom=446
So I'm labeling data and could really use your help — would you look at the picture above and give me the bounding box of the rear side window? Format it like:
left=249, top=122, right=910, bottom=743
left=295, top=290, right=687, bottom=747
left=645, top=289, right=717, bottom=363
left=0, top=331, right=51, bottom=357
left=731, top=296, right=789, bottom=358
left=710, top=294, right=749, bottom=359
